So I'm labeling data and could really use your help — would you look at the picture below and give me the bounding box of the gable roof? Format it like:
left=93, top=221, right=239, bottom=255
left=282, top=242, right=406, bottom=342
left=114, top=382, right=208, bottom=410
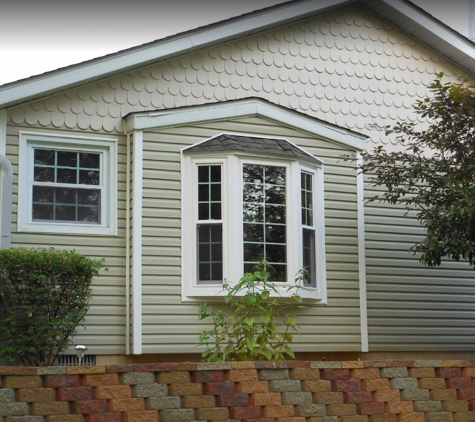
left=2, top=0, right=475, bottom=109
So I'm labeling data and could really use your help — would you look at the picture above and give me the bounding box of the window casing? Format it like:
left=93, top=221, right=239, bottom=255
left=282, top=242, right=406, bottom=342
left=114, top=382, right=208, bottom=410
left=182, top=149, right=326, bottom=301
left=18, top=132, right=117, bottom=235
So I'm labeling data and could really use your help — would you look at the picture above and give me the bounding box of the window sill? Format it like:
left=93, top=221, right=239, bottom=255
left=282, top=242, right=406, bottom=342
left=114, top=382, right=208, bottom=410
left=18, top=222, right=117, bottom=236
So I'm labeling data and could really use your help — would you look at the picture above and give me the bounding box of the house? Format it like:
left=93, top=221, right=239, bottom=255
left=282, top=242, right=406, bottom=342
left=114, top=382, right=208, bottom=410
left=1, top=0, right=474, bottom=362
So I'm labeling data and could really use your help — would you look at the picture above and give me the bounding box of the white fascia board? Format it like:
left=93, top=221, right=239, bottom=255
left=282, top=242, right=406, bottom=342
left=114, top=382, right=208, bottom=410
left=382, top=0, right=475, bottom=60
left=126, top=100, right=366, bottom=151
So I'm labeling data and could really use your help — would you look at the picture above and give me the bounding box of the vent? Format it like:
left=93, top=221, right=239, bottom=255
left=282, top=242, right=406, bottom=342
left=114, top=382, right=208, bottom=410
left=56, top=354, right=96, bottom=366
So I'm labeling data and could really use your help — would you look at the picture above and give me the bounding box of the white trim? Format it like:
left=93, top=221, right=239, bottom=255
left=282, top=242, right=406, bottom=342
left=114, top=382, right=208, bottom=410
left=0, top=109, right=7, bottom=248
left=131, top=130, right=143, bottom=354
left=128, top=100, right=366, bottom=151
left=0, top=109, right=6, bottom=156
left=3, top=0, right=475, bottom=108
left=125, top=132, right=131, bottom=355
left=17, top=131, right=117, bottom=236
left=356, top=152, right=369, bottom=352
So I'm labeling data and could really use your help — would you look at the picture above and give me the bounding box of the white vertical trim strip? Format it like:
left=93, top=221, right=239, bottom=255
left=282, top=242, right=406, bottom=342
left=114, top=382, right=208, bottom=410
left=356, top=152, right=369, bottom=352
left=125, top=132, right=131, bottom=355
left=0, top=109, right=6, bottom=156
left=132, top=130, right=143, bottom=354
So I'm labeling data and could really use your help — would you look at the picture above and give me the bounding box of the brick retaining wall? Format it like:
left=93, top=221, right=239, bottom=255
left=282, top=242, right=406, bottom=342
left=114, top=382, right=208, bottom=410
left=1, top=360, right=475, bottom=421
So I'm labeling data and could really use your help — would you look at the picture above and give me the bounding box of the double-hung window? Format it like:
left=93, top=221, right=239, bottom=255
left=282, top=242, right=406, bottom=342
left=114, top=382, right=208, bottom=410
left=18, top=132, right=117, bottom=235
left=182, top=134, right=326, bottom=301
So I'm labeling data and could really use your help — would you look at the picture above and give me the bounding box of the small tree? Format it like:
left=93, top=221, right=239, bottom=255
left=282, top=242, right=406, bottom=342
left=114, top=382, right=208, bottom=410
left=360, top=74, right=475, bottom=267
left=0, top=248, right=106, bottom=366
left=198, top=261, right=306, bottom=362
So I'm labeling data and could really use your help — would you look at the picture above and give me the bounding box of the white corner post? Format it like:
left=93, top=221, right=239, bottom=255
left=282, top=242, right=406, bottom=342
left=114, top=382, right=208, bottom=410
left=0, top=109, right=12, bottom=249
left=131, top=130, right=143, bottom=354
left=356, top=152, right=369, bottom=353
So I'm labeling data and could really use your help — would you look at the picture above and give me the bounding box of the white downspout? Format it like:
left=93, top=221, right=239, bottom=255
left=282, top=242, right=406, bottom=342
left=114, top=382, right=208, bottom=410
left=0, top=109, right=12, bottom=249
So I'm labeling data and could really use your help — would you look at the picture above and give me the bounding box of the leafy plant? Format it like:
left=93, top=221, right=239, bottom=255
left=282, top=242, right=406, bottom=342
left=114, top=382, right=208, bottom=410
left=0, top=247, right=106, bottom=366
left=198, top=261, right=306, bottom=362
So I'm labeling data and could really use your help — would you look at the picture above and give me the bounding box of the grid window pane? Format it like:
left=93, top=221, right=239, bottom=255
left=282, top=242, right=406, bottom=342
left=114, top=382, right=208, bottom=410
left=57, top=151, right=77, bottom=167
left=198, top=165, right=221, bottom=220
left=243, top=164, right=286, bottom=281
left=198, top=224, right=223, bottom=284
left=301, top=172, right=313, bottom=227
left=34, top=149, right=55, bottom=165
left=303, top=228, right=316, bottom=286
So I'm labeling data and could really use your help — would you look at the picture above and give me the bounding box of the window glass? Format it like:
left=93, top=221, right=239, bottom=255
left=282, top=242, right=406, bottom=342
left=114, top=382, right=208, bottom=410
left=302, top=172, right=316, bottom=286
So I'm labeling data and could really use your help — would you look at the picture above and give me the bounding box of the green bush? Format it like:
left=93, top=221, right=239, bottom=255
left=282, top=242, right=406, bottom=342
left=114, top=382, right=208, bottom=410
left=198, top=261, right=306, bottom=362
left=0, top=248, right=106, bottom=366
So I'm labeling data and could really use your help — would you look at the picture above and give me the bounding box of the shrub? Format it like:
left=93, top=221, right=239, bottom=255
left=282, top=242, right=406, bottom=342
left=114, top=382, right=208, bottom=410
left=0, top=247, right=106, bottom=366
left=198, top=261, right=306, bottom=361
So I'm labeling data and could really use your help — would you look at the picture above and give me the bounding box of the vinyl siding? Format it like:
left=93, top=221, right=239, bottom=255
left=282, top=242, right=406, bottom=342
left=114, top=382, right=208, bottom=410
left=140, top=116, right=361, bottom=353
left=5, top=124, right=127, bottom=355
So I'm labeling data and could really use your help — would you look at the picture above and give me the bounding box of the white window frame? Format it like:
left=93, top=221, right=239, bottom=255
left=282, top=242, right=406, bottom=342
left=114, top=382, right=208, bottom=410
left=18, top=131, right=118, bottom=236
left=181, top=147, right=326, bottom=302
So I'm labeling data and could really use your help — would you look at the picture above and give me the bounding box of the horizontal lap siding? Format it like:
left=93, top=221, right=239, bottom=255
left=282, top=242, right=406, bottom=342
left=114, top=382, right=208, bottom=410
left=141, top=116, right=361, bottom=353
left=5, top=125, right=127, bottom=354
left=365, top=186, right=475, bottom=351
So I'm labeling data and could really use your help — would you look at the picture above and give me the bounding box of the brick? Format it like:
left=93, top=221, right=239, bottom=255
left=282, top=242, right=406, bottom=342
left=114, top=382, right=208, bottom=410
left=385, top=401, right=413, bottom=414
left=146, top=396, right=181, bottom=410
left=71, top=400, right=108, bottom=414
left=263, top=405, right=294, bottom=418
left=295, top=403, right=326, bottom=417
left=123, top=410, right=158, bottom=422
left=57, top=387, right=94, bottom=401
left=400, top=389, right=429, bottom=401
left=368, top=416, right=397, bottom=422
left=269, top=380, right=301, bottom=392
left=373, top=390, right=401, bottom=402
left=109, top=398, right=145, bottom=412
left=3, top=376, right=42, bottom=389
left=442, top=360, right=465, bottom=368
left=409, top=367, right=435, bottom=378
left=419, top=378, right=446, bottom=389
left=0, top=403, right=29, bottom=416
left=226, top=370, right=258, bottom=382
left=83, top=374, right=119, bottom=386
left=251, top=393, right=282, bottom=406
left=0, top=368, right=37, bottom=376
left=259, top=370, right=289, bottom=380
left=321, top=369, right=350, bottom=380
left=366, top=362, right=412, bottom=369
left=134, top=363, right=170, bottom=372
left=351, top=369, right=380, bottom=379
left=168, top=364, right=196, bottom=371
left=342, top=362, right=365, bottom=369
left=388, top=378, right=417, bottom=390
left=30, top=402, right=70, bottom=416
left=344, top=391, right=372, bottom=403
left=182, top=395, right=215, bottom=408
left=46, top=416, right=84, bottom=422
left=4, top=418, right=44, bottom=422
left=230, top=362, right=255, bottom=369
left=196, top=362, right=231, bottom=371
left=120, top=372, right=155, bottom=385
left=0, top=390, right=15, bottom=402
left=43, top=375, right=81, bottom=388
left=281, top=392, right=312, bottom=405
left=195, top=407, right=229, bottom=421
left=168, top=383, right=202, bottom=396
left=425, top=412, right=454, bottom=422
left=243, top=418, right=276, bottom=422
left=398, top=414, right=425, bottom=422
left=105, top=365, right=134, bottom=373
left=436, top=368, right=462, bottom=378
left=302, top=380, right=331, bottom=392
left=358, top=403, right=385, bottom=415
left=444, top=401, right=469, bottom=412
left=314, top=392, right=344, bottom=404
left=67, top=367, right=105, bottom=375
left=341, top=418, right=369, bottom=422
left=277, top=418, right=306, bottom=422
left=432, top=389, right=458, bottom=401
left=160, top=409, right=194, bottom=422
left=132, top=383, right=167, bottom=398
left=413, top=400, right=442, bottom=412
left=191, top=370, right=224, bottom=383
left=203, top=381, right=235, bottom=395
left=237, top=381, right=269, bottom=394
left=95, top=385, right=132, bottom=399
left=459, top=390, right=475, bottom=401
left=454, top=412, right=475, bottom=422
left=216, top=394, right=249, bottom=407
left=311, top=362, right=342, bottom=369
left=362, top=379, right=390, bottom=391
left=462, top=368, right=475, bottom=377
left=37, top=367, right=67, bottom=375
left=333, top=380, right=362, bottom=392
left=326, top=404, right=356, bottom=416
left=447, top=378, right=472, bottom=389
left=414, top=360, right=444, bottom=368
left=230, top=406, right=263, bottom=419
left=470, top=400, right=475, bottom=411
left=84, top=413, right=122, bottom=422
left=290, top=369, right=320, bottom=380
left=156, top=372, right=190, bottom=384
left=379, top=368, right=407, bottom=378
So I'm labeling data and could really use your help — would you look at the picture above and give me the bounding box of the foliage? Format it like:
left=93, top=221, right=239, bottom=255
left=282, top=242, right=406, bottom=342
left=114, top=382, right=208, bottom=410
left=198, top=261, right=306, bottom=362
left=0, top=248, right=106, bottom=366
left=360, top=73, right=475, bottom=267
